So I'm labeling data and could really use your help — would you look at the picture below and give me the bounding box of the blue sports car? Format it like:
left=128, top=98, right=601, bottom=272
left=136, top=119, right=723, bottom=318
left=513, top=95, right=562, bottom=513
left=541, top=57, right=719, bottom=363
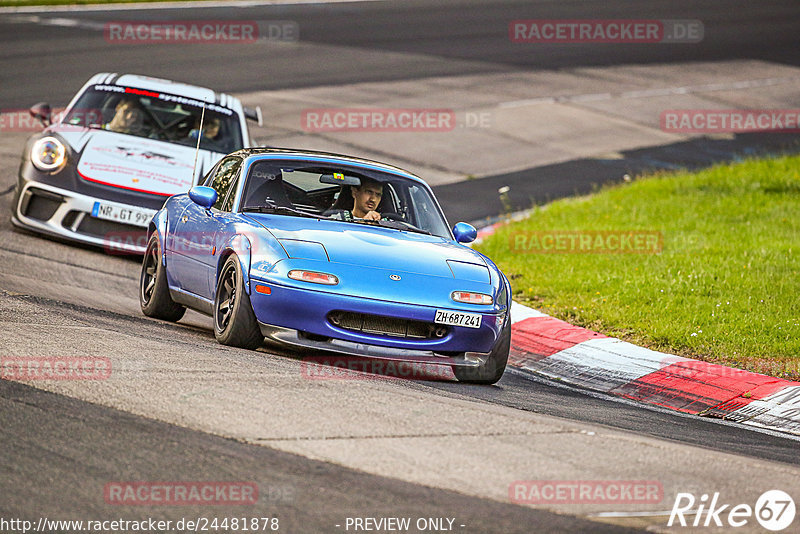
left=140, top=148, right=511, bottom=383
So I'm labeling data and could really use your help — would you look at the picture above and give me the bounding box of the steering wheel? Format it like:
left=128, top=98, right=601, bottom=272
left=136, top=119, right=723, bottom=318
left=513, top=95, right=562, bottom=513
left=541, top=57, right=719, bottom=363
left=380, top=212, right=406, bottom=222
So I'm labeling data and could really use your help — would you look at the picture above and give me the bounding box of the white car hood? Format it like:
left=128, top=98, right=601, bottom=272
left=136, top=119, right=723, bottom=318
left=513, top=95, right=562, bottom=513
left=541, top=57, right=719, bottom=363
left=73, top=130, right=219, bottom=196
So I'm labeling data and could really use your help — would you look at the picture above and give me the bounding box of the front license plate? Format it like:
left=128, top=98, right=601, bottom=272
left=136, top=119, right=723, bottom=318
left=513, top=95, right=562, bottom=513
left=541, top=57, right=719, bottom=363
left=92, top=202, right=155, bottom=228
left=435, top=309, right=482, bottom=329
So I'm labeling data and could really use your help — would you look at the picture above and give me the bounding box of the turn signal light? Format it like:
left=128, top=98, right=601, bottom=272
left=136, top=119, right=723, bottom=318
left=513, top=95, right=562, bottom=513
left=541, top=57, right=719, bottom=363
left=288, top=270, right=339, bottom=285
left=451, top=291, right=493, bottom=305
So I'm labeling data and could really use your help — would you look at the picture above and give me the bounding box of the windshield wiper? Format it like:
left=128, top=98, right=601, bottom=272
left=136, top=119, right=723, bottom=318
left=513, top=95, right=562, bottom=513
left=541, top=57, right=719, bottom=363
left=241, top=205, right=330, bottom=219
left=350, top=218, right=431, bottom=235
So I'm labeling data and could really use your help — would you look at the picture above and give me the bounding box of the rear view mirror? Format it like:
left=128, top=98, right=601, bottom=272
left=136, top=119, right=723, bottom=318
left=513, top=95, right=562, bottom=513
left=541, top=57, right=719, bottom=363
left=320, top=173, right=361, bottom=187
left=244, top=105, right=263, bottom=126
left=188, top=186, right=218, bottom=209
left=30, top=102, right=52, bottom=127
left=453, top=222, right=477, bottom=243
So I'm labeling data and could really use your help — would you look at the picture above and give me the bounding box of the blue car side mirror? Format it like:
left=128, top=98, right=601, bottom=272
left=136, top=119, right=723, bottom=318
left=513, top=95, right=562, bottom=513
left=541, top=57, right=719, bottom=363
left=453, top=222, right=477, bottom=243
left=188, top=186, right=218, bottom=209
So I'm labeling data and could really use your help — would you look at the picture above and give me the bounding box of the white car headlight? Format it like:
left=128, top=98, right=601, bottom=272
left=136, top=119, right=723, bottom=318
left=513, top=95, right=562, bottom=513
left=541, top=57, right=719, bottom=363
left=31, top=136, right=66, bottom=172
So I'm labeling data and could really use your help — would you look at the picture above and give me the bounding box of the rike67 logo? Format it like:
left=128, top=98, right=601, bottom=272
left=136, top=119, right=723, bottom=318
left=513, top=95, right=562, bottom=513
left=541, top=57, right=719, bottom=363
left=669, top=490, right=795, bottom=531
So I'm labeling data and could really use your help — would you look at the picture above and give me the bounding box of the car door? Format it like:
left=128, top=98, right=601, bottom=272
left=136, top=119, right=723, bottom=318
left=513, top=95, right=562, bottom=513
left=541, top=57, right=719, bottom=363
left=169, top=156, right=242, bottom=299
left=203, top=171, right=243, bottom=298
left=166, top=160, right=219, bottom=291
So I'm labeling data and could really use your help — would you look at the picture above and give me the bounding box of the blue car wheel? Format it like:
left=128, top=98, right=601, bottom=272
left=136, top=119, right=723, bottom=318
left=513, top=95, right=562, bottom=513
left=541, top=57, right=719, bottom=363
left=213, top=255, right=264, bottom=350
left=452, top=317, right=510, bottom=384
left=140, top=235, right=186, bottom=322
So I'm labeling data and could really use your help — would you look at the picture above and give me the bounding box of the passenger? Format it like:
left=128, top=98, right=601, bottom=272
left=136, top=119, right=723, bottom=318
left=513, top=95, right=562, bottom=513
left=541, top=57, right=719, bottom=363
left=187, top=117, right=224, bottom=151
left=188, top=117, right=221, bottom=141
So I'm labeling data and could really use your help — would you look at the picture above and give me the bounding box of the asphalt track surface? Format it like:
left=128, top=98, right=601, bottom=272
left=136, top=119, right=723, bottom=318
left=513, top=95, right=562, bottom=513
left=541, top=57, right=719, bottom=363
left=2, top=0, right=800, bottom=108
left=1, top=379, right=639, bottom=533
left=2, top=1, right=800, bottom=532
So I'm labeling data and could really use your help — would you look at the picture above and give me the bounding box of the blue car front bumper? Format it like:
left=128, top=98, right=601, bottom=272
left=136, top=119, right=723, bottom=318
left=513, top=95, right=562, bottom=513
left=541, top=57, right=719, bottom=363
left=248, top=278, right=505, bottom=360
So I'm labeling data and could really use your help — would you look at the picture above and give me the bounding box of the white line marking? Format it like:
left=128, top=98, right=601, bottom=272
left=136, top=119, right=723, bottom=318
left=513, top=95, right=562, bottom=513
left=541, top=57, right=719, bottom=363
left=510, top=301, right=548, bottom=323
left=498, top=76, right=800, bottom=109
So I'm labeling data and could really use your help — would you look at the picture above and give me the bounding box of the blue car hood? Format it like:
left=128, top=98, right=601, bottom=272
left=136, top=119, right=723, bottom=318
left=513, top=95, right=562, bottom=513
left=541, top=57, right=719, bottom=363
left=245, top=214, right=486, bottom=278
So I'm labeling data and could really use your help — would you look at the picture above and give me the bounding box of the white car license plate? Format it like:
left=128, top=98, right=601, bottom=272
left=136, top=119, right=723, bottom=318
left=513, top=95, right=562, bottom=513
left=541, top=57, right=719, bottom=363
left=92, top=202, right=155, bottom=228
left=435, top=309, right=482, bottom=329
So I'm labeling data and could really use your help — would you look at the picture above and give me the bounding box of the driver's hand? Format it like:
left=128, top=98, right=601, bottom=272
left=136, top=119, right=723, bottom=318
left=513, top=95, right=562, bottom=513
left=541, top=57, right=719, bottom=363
left=363, top=210, right=381, bottom=221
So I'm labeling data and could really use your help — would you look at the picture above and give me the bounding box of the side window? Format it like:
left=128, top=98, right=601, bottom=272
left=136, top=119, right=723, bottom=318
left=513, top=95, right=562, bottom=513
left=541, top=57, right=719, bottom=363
left=221, top=176, right=240, bottom=212
left=200, top=162, right=220, bottom=187
left=209, top=157, right=241, bottom=211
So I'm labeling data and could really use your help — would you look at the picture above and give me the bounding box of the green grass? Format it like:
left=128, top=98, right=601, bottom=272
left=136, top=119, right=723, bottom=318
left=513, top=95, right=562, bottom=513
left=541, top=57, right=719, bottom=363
left=477, top=154, right=800, bottom=379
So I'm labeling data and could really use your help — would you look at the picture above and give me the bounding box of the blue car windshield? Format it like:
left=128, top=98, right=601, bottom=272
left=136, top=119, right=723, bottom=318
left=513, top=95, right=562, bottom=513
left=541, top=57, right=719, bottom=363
left=240, top=160, right=452, bottom=239
left=62, top=85, right=243, bottom=154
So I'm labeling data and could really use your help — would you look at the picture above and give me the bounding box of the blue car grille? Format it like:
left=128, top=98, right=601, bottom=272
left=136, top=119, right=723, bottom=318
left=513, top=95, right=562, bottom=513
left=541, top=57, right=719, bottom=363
left=328, top=311, right=448, bottom=340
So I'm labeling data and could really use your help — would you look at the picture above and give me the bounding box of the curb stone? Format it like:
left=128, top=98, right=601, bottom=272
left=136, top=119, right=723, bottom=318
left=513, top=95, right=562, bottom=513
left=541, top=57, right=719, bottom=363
left=507, top=301, right=800, bottom=436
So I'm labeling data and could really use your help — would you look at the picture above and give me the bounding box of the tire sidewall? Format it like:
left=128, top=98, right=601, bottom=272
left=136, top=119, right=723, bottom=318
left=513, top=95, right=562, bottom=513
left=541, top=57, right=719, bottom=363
left=213, top=254, right=262, bottom=349
left=140, top=235, right=158, bottom=308
left=214, top=256, right=241, bottom=341
left=454, top=314, right=511, bottom=384
left=139, top=234, right=186, bottom=321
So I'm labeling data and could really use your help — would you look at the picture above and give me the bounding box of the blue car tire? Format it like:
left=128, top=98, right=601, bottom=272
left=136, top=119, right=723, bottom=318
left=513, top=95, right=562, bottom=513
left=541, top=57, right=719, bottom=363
left=214, top=254, right=264, bottom=349
left=140, top=235, right=186, bottom=322
left=452, top=318, right=510, bottom=384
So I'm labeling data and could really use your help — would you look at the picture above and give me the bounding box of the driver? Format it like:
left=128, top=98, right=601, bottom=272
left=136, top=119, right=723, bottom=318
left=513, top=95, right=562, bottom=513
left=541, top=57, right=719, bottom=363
left=351, top=178, right=383, bottom=220
left=326, top=177, right=385, bottom=221
left=104, top=98, right=145, bottom=135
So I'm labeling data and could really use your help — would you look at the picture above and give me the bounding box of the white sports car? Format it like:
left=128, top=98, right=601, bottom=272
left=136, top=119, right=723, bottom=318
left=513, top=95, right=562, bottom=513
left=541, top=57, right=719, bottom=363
left=11, top=73, right=261, bottom=253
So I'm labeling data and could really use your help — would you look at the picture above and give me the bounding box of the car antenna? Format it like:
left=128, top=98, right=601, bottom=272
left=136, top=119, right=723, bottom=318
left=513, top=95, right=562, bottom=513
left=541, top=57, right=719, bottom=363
left=191, top=100, right=206, bottom=188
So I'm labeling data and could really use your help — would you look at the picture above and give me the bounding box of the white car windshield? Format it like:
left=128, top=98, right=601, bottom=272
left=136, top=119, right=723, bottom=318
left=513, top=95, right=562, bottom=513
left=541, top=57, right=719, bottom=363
left=62, top=85, right=243, bottom=154
left=238, top=159, right=452, bottom=239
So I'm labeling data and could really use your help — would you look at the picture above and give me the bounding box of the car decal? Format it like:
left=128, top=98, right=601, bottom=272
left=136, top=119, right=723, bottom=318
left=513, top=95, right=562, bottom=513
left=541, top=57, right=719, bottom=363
left=77, top=133, right=197, bottom=196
